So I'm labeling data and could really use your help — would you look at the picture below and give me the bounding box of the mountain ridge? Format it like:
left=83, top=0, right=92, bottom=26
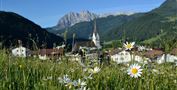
left=48, top=0, right=177, bottom=44
left=0, top=11, right=63, bottom=49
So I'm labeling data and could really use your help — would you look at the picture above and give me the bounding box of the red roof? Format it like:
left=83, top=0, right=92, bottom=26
left=144, top=49, right=164, bottom=59
left=39, top=48, right=64, bottom=56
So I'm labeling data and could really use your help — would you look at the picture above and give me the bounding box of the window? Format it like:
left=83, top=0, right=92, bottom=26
left=120, top=57, right=124, bottom=61
left=125, top=53, right=128, bottom=55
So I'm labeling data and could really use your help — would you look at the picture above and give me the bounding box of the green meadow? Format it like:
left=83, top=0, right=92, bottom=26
left=0, top=50, right=176, bottom=90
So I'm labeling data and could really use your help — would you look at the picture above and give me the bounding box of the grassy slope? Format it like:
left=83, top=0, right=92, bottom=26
left=0, top=50, right=176, bottom=89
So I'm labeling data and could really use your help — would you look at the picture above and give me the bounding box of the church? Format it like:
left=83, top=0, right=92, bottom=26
left=72, top=21, right=102, bottom=53
left=92, top=21, right=102, bottom=49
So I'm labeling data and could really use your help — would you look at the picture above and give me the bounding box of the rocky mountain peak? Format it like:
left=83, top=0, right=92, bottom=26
left=56, top=10, right=98, bottom=30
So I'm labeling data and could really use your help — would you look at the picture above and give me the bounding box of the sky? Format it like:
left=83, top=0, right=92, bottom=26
left=1, top=0, right=165, bottom=28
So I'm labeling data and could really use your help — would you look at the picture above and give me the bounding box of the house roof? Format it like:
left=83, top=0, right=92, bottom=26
left=144, top=49, right=164, bottom=59
left=72, top=40, right=96, bottom=52
left=38, top=48, right=64, bottom=56
left=109, top=48, right=122, bottom=55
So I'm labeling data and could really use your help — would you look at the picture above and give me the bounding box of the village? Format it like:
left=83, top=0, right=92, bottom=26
left=11, top=22, right=177, bottom=66
left=1, top=0, right=177, bottom=89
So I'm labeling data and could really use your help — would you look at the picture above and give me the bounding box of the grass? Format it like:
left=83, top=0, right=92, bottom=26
left=0, top=50, right=176, bottom=90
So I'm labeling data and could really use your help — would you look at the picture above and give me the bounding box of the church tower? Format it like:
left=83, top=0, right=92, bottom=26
left=92, top=21, right=101, bottom=49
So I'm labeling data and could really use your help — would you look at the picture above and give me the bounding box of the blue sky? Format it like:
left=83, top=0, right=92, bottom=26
left=1, top=0, right=165, bottom=28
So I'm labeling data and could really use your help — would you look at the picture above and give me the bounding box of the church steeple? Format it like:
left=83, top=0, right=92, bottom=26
left=92, top=20, right=101, bottom=49
left=93, top=20, right=97, bottom=34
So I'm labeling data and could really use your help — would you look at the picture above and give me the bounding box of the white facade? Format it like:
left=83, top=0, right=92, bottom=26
left=156, top=54, right=177, bottom=64
left=92, top=22, right=102, bottom=49
left=92, top=32, right=101, bottom=49
left=111, top=50, right=148, bottom=64
left=12, top=46, right=28, bottom=57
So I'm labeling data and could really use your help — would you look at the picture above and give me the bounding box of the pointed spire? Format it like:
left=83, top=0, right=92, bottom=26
left=93, top=20, right=97, bottom=34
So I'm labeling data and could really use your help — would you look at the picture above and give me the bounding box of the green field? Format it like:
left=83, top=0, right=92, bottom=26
left=0, top=50, right=176, bottom=90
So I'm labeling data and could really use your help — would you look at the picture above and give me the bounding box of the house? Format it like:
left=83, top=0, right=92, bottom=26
left=144, top=48, right=177, bottom=64
left=72, top=40, right=96, bottom=53
left=144, top=49, right=164, bottom=64
left=110, top=49, right=148, bottom=64
left=163, top=48, right=177, bottom=63
left=12, top=46, right=31, bottom=57
left=35, top=48, right=64, bottom=60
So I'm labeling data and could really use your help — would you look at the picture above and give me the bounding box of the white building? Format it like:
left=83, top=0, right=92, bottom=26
left=144, top=49, right=177, bottom=64
left=111, top=50, right=148, bottom=64
left=12, top=46, right=30, bottom=57
left=156, top=54, right=177, bottom=64
left=92, top=21, right=101, bottom=49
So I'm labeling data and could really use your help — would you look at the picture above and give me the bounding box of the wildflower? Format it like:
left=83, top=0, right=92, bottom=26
left=72, top=80, right=78, bottom=87
left=63, top=74, right=71, bottom=84
left=127, top=64, right=142, bottom=78
left=88, top=66, right=100, bottom=74
left=84, top=75, right=93, bottom=80
left=83, top=68, right=88, bottom=72
left=77, top=79, right=87, bottom=87
left=152, top=69, right=160, bottom=74
left=70, top=68, right=75, bottom=72
left=58, top=77, right=64, bottom=83
left=19, top=64, right=22, bottom=68
left=65, top=82, right=73, bottom=89
left=47, top=76, right=52, bottom=80
left=58, top=74, right=72, bottom=84
left=123, top=42, right=135, bottom=50
left=42, top=77, right=47, bottom=81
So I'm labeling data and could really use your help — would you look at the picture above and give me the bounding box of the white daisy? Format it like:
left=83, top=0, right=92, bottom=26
left=123, top=42, right=135, bottom=50
left=63, top=74, right=71, bottom=84
left=127, top=64, right=143, bottom=78
left=88, top=66, right=100, bottom=74
left=77, top=79, right=87, bottom=87
left=65, top=82, right=73, bottom=89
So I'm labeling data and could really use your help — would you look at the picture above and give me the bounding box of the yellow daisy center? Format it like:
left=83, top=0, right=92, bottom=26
left=131, top=68, right=138, bottom=74
left=127, top=44, right=132, bottom=49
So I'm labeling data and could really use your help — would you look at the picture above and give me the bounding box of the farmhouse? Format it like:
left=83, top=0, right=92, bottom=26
left=33, top=48, right=64, bottom=60
left=12, top=46, right=31, bottom=57
left=144, top=48, right=177, bottom=64
left=110, top=49, right=148, bottom=64
left=144, top=49, right=165, bottom=64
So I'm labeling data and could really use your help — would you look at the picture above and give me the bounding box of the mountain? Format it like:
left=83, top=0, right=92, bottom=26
left=106, top=0, right=177, bottom=41
left=49, top=10, right=98, bottom=30
left=48, top=0, right=176, bottom=45
left=0, top=11, right=63, bottom=49
left=47, top=13, right=143, bottom=40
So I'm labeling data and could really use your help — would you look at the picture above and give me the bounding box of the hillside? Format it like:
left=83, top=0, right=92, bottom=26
left=48, top=0, right=177, bottom=43
left=0, top=11, right=63, bottom=49
left=48, top=13, right=143, bottom=40
left=105, top=0, right=177, bottom=41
